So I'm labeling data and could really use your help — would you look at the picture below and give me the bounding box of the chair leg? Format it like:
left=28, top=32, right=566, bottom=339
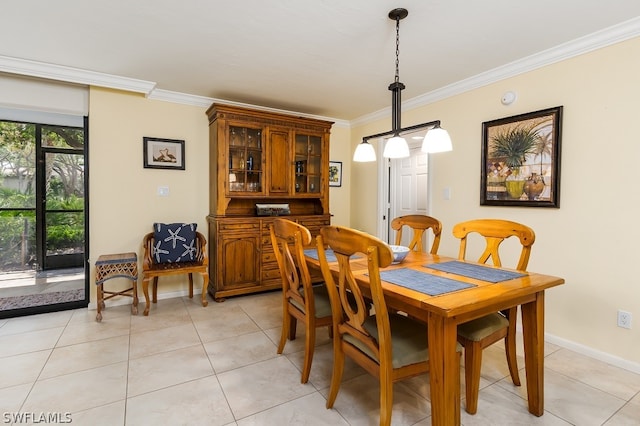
left=96, top=283, right=104, bottom=322
left=289, top=317, right=298, bottom=341
left=379, top=368, right=394, bottom=426
left=152, top=277, right=159, bottom=303
left=200, top=272, right=209, bottom=307
left=188, top=273, right=194, bottom=298
left=132, top=278, right=139, bottom=310
left=278, top=305, right=290, bottom=355
left=326, top=341, right=345, bottom=409
left=301, top=321, right=316, bottom=384
left=142, top=277, right=152, bottom=316
left=504, top=307, right=521, bottom=386
left=464, top=340, right=483, bottom=415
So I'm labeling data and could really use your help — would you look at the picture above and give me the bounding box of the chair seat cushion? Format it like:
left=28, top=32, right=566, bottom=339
left=153, top=223, right=197, bottom=263
left=347, top=314, right=430, bottom=369
left=457, top=312, right=509, bottom=342
left=290, top=284, right=332, bottom=319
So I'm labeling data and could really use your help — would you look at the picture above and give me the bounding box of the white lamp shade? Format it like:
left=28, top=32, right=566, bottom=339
left=353, top=142, right=376, bottom=162
left=421, top=127, right=452, bottom=153
left=383, top=136, right=410, bottom=158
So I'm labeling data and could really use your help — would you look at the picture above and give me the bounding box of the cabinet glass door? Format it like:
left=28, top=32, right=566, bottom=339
left=228, top=126, right=263, bottom=193
left=294, top=134, right=322, bottom=194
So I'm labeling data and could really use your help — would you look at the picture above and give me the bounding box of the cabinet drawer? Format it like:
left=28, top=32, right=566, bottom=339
left=262, top=278, right=283, bottom=288
left=299, top=217, right=330, bottom=226
left=219, top=222, right=261, bottom=231
left=262, top=268, right=282, bottom=280
left=262, top=251, right=277, bottom=264
left=299, top=219, right=329, bottom=234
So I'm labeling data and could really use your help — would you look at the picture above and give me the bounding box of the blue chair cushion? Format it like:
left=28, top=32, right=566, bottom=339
left=152, top=223, right=197, bottom=263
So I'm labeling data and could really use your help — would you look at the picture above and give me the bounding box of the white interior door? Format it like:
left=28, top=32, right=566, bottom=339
left=388, top=142, right=430, bottom=250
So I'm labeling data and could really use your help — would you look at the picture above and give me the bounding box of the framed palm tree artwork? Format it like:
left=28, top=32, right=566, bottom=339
left=481, top=106, right=562, bottom=207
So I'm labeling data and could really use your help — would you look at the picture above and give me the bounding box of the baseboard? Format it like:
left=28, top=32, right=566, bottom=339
left=87, top=289, right=200, bottom=310
left=545, top=332, right=640, bottom=374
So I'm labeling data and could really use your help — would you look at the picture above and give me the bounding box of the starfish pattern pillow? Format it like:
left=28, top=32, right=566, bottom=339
left=152, top=222, right=197, bottom=263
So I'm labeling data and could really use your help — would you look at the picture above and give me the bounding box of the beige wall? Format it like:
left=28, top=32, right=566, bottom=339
left=88, top=88, right=351, bottom=303
left=350, top=37, right=640, bottom=367
left=88, top=88, right=210, bottom=302
left=327, top=124, right=352, bottom=227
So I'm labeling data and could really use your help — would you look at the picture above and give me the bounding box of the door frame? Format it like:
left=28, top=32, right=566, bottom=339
left=376, top=136, right=433, bottom=244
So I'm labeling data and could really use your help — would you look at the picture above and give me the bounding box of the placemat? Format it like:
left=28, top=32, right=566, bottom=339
left=377, top=268, right=475, bottom=296
left=304, top=248, right=361, bottom=263
left=425, top=260, right=525, bottom=283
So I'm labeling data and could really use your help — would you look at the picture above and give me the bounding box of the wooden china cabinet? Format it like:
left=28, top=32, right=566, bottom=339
left=206, top=104, right=333, bottom=301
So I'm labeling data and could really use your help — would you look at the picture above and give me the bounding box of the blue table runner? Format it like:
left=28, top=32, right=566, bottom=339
left=377, top=268, right=475, bottom=296
left=425, top=261, right=525, bottom=283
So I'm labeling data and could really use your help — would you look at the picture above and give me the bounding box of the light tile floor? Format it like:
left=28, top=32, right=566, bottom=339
left=1, top=290, right=639, bottom=425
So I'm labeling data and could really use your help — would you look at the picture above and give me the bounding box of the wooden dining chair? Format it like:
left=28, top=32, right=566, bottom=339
left=390, top=214, right=442, bottom=254
left=316, top=225, right=432, bottom=426
left=269, top=218, right=332, bottom=384
left=452, top=218, right=535, bottom=414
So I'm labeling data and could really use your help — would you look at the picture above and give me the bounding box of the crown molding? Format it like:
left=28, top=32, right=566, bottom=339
left=351, top=16, right=640, bottom=127
left=3, top=15, right=639, bottom=128
left=0, top=55, right=156, bottom=94
left=147, top=88, right=349, bottom=126
left=146, top=89, right=213, bottom=107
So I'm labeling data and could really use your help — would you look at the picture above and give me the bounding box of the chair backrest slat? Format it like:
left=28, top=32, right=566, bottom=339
left=270, top=218, right=314, bottom=312
left=452, top=219, right=535, bottom=271
left=390, top=215, right=442, bottom=254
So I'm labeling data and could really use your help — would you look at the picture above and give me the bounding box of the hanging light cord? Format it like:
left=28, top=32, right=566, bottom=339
left=388, top=11, right=405, bottom=135
left=394, top=15, right=400, bottom=83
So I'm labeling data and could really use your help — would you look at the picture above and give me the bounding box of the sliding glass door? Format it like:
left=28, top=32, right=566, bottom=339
left=40, top=126, right=85, bottom=270
left=0, top=119, right=87, bottom=317
left=0, top=121, right=37, bottom=272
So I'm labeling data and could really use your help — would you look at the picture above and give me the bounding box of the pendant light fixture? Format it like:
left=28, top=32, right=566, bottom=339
left=353, top=7, right=453, bottom=162
left=382, top=8, right=410, bottom=159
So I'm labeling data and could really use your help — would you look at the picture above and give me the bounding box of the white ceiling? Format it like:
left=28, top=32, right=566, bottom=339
left=2, top=1, right=640, bottom=121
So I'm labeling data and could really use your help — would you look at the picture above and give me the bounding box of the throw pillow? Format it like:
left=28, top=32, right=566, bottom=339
left=153, top=222, right=197, bottom=263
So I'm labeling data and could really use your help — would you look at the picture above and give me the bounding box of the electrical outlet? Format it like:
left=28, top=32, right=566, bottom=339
left=617, top=310, right=632, bottom=329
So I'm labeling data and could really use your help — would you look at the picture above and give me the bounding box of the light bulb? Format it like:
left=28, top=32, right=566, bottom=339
left=383, top=136, right=410, bottom=158
left=421, top=128, right=452, bottom=153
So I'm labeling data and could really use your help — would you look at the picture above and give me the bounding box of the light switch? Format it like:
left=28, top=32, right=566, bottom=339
left=443, top=187, right=451, bottom=200
left=157, top=186, right=169, bottom=197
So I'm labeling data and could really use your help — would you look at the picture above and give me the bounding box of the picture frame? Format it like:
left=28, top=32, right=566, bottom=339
left=481, top=106, right=562, bottom=207
left=329, top=161, right=342, bottom=187
left=143, top=137, right=185, bottom=170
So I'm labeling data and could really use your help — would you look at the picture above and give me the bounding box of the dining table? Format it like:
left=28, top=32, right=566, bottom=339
left=304, top=249, right=565, bottom=426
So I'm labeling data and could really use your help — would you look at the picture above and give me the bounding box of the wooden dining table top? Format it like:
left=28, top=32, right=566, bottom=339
left=305, top=249, right=564, bottom=324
